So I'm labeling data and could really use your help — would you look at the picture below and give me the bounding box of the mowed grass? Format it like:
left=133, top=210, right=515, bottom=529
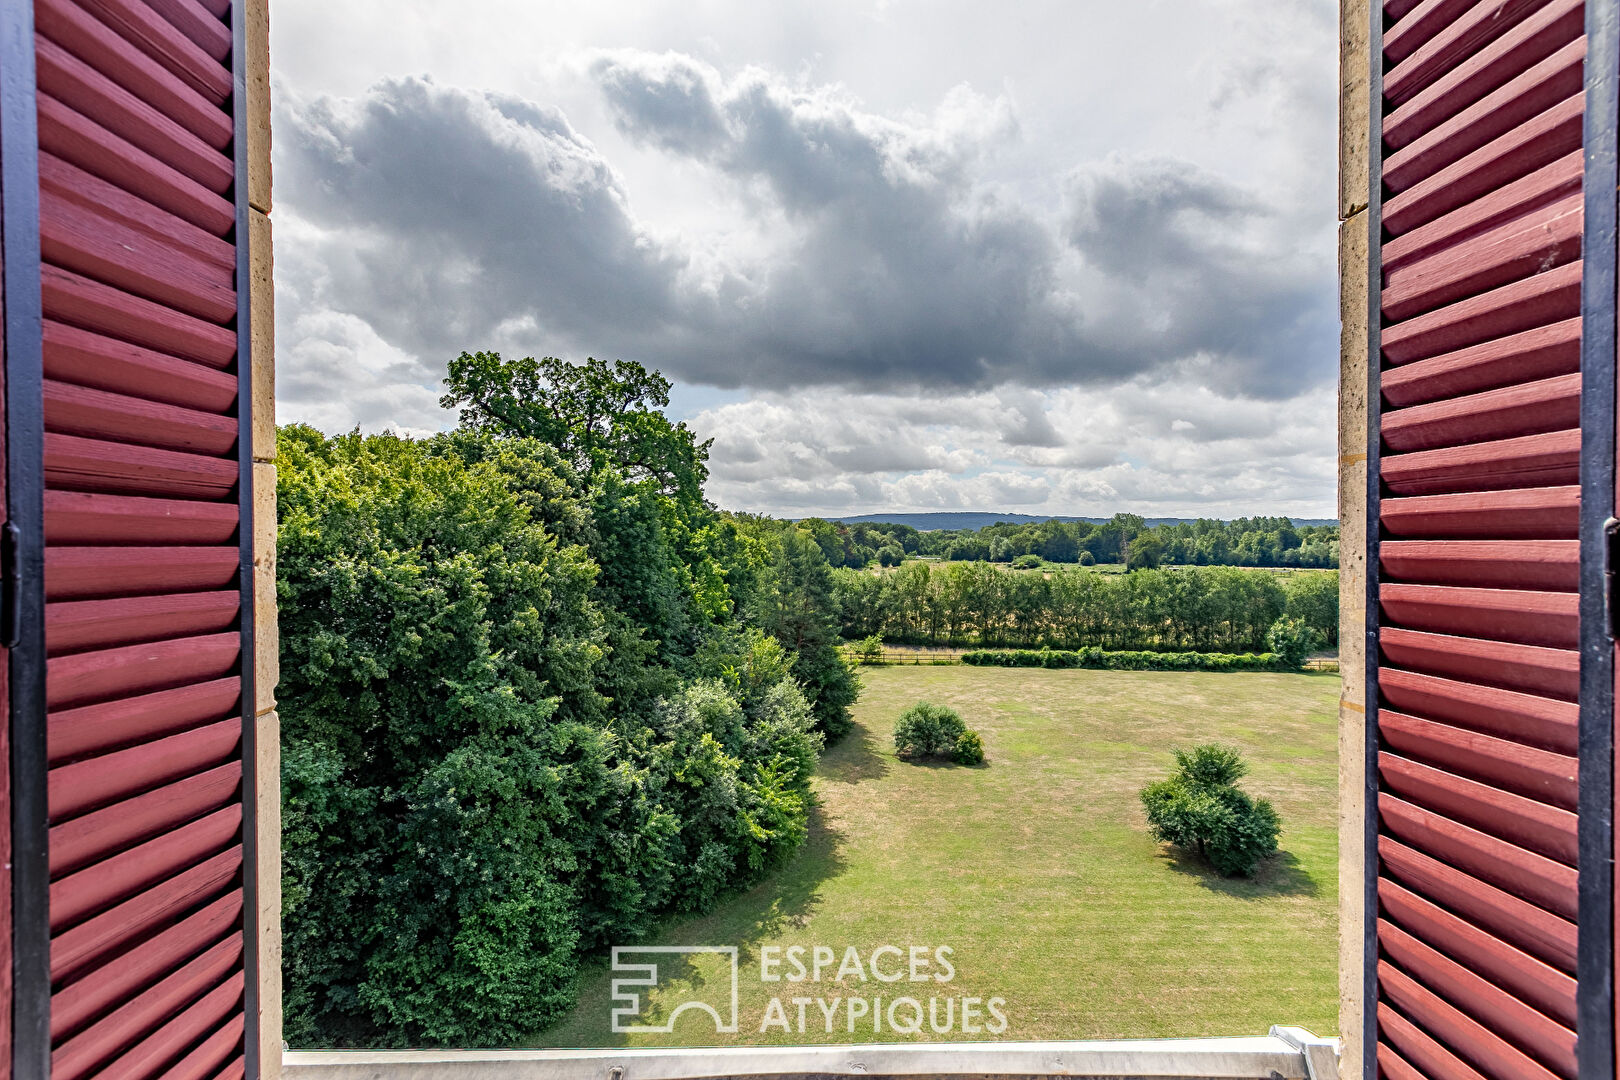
left=537, top=665, right=1339, bottom=1047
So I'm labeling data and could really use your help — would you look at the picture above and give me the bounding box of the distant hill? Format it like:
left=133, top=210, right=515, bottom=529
left=819, top=512, right=1338, bottom=532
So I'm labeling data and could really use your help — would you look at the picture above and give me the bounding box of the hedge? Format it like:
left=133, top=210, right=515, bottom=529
left=960, top=647, right=1287, bottom=672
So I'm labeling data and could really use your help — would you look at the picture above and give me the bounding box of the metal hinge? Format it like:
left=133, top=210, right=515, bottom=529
left=1608, top=518, right=1620, bottom=642
left=0, top=520, right=17, bottom=648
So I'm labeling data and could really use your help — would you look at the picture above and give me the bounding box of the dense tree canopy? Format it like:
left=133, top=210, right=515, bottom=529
left=282, top=356, right=857, bottom=1047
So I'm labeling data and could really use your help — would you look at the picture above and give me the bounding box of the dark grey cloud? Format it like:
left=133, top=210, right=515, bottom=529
left=1065, top=156, right=1334, bottom=396
left=278, top=77, right=684, bottom=365
left=275, top=58, right=1335, bottom=404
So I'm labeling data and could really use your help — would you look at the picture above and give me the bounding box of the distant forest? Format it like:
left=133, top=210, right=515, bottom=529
left=797, top=513, right=1340, bottom=570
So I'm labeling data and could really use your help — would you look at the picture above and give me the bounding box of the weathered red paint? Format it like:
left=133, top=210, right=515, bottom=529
left=48, top=806, right=240, bottom=930
left=49, top=847, right=241, bottom=982
left=34, top=0, right=230, bottom=146
left=94, top=972, right=244, bottom=1080
left=1381, top=879, right=1577, bottom=1026
left=1381, top=962, right=1563, bottom=1080
left=1381, top=374, right=1581, bottom=452
left=52, top=933, right=240, bottom=1079
left=1385, top=0, right=1549, bottom=106
left=47, top=720, right=240, bottom=818
left=45, top=432, right=239, bottom=498
left=1381, top=920, right=1576, bottom=1076
left=45, top=634, right=240, bottom=709
left=1380, top=627, right=1580, bottom=701
left=44, top=321, right=238, bottom=411
left=46, top=545, right=239, bottom=600
left=49, top=762, right=242, bottom=875
left=36, top=35, right=232, bottom=191
left=38, top=94, right=233, bottom=233
left=1377, top=1005, right=1483, bottom=1080
left=1382, top=194, right=1582, bottom=320
left=1379, top=711, right=1578, bottom=807
left=1381, top=837, right=1577, bottom=973
left=46, top=677, right=240, bottom=762
left=1385, top=97, right=1585, bottom=233
left=1384, top=0, right=1584, bottom=150
left=1382, top=795, right=1578, bottom=919
left=43, top=490, right=238, bottom=545
left=25, top=2, right=254, bottom=1065
left=1381, top=669, right=1580, bottom=752
left=1379, top=539, right=1580, bottom=590
left=41, top=155, right=233, bottom=267
left=1380, top=426, right=1580, bottom=495
left=1380, top=753, right=1577, bottom=864
left=74, top=0, right=231, bottom=103
left=45, top=381, right=240, bottom=454
left=50, top=891, right=241, bottom=1038
left=43, top=266, right=236, bottom=363
left=1384, top=41, right=1585, bottom=192
left=1378, top=583, right=1580, bottom=649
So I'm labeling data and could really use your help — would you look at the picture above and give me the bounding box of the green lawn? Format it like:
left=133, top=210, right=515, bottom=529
left=537, top=665, right=1339, bottom=1047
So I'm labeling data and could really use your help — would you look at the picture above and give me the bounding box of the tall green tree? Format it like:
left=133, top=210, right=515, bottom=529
left=751, top=528, right=861, bottom=738
left=441, top=351, right=711, bottom=507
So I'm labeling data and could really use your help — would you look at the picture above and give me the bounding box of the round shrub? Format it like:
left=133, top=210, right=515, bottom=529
left=1011, top=554, right=1043, bottom=570
left=893, top=702, right=966, bottom=758
left=1077, top=551, right=1096, bottom=566
left=1139, top=743, right=1280, bottom=877
left=953, top=730, right=986, bottom=765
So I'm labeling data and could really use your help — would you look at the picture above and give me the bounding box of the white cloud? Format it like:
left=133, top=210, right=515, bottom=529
left=267, top=0, right=1339, bottom=519
left=689, top=378, right=1336, bottom=518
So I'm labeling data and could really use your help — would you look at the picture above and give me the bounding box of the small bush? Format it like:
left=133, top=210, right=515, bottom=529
left=848, top=634, right=886, bottom=664
left=1265, top=616, right=1320, bottom=670
left=1078, top=551, right=1096, bottom=566
left=953, top=730, right=986, bottom=765
left=894, top=702, right=985, bottom=765
left=1139, top=744, right=1280, bottom=877
left=1011, top=554, right=1043, bottom=570
left=893, top=702, right=966, bottom=757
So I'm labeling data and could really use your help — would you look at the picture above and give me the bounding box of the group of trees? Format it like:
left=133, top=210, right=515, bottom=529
left=833, top=561, right=1338, bottom=653
left=796, top=514, right=1339, bottom=570
left=278, top=350, right=1341, bottom=1045
left=278, top=353, right=859, bottom=1047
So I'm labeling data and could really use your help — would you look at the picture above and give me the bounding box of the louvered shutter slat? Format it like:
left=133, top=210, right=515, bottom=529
left=26, top=0, right=257, bottom=1068
left=49, top=846, right=242, bottom=983
left=1369, top=1, right=1596, bottom=1073
left=49, top=891, right=241, bottom=1038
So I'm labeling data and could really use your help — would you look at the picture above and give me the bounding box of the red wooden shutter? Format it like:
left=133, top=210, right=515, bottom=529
left=1, top=212, right=13, bottom=1080
left=16, top=0, right=259, bottom=1075
left=1367, top=0, right=1615, bottom=1078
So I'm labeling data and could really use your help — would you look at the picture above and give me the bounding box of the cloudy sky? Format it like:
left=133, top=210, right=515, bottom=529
left=268, top=0, right=1340, bottom=519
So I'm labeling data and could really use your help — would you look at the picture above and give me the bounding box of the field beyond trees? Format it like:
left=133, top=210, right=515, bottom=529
left=537, top=665, right=1339, bottom=1046
left=833, top=560, right=1339, bottom=652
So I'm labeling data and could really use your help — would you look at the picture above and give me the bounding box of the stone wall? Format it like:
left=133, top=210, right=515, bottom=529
left=1337, top=0, right=1370, bottom=1073
left=246, top=0, right=281, bottom=1071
